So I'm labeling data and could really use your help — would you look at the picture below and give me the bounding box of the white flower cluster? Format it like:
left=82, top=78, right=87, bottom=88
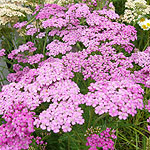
left=45, top=0, right=74, bottom=5
left=0, top=0, right=28, bottom=4
left=122, top=0, right=150, bottom=26
left=0, top=1, right=32, bottom=25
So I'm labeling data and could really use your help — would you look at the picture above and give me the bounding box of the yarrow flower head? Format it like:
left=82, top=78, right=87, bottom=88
left=0, top=102, right=35, bottom=150
left=0, top=2, right=32, bottom=25
left=13, top=21, right=27, bottom=29
left=46, top=40, right=72, bottom=56
left=86, top=128, right=116, bottom=150
left=85, top=79, right=144, bottom=120
left=0, top=3, right=149, bottom=148
left=130, top=46, right=150, bottom=67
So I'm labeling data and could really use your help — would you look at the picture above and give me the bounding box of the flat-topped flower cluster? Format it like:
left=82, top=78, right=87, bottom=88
left=0, top=0, right=32, bottom=25
left=0, top=2, right=150, bottom=150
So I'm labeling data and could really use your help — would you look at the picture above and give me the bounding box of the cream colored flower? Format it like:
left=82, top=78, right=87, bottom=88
left=122, top=0, right=150, bottom=24
left=45, top=0, right=74, bottom=5
left=0, top=1, right=32, bottom=25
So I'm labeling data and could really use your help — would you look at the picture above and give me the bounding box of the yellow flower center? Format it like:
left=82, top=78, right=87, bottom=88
left=139, top=18, right=145, bottom=22
left=142, top=25, right=148, bottom=29
left=146, top=23, right=150, bottom=27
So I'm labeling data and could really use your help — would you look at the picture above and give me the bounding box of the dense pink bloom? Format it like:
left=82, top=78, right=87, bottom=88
left=35, top=4, right=66, bottom=20
left=85, top=79, right=144, bottom=119
left=13, top=64, right=22, bottom=72
left=86, top=128, right=116, bottom=150
left=7, top=42, right=44, bottom=66
left=13, top=21, right=27, bottom=29
left=27, top=54, right=44, bottom=65
left=8, top=42, right=37, bottom=60
left=131, top=46, right=150, bottom=67
left=0, top=102, right=35, bottom=150
left=36, top=32, right=46, bottom=39
left=34, top=100, right=84, bottom=133
left=7, top=66, right=30, bottom=82
left=26, top=28, right=40, bottom=36
left=0, top=3, right=148, bottom=139
left=133, top=66, right=150, bottom=88
left=46, top=40, right=72, bottom=56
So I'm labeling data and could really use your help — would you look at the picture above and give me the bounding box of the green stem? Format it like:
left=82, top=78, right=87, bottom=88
left=143, top=30, right=150, bottom=51
left=3, top=57, right=14, bottom=65
left=76, top=42, right=82, bottom=51
left=0, top=73, right=4, bottom=85
left=68, top=134, right=70, bottom=150
left=93, top=113, right=108, bottom=127
left=2, top=29, right=17, bottom=51
left=1, top=36, right=12, bottom=53
left=138, top=127, right=150, bottom=134
left=114, top=128, right=119, bottom=148
left=118, top=133, right=138, bottom=148
left=146, top=88, right=150, bottom=95
left=25, top=16, right=36, bottom=27
left=87, top=107, right=93, bottom=129
left=135, top=131, right=139, bottom=150
left=41, top=134, right=49, bottom=141
left=43, top=29, right=49, bottom=57
left=73, top=130, right=85, bottom=145
left=138, top=30, right=143, bottom=50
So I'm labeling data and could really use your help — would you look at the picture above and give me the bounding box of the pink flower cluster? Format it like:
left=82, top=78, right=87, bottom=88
left=134, top=66, right=150, bottom=88
left=85, top=79, right=144, bottom=119
left=34, top=100, right=84, bottom=133
left=0, top=58, right=84, bottom=134
left=97, top=8, right=119, bottom=20
left=30, top=136, right=47, bottom=149
left=34, top=79, right=85, bottom=133
left=35, top=4, right=66, bottom=20
left=82, top=51, right=133, bottom=81
left=7, top=66, right=30, bottom=82
left=27, top=54, right=44, bottom=65
left=8, top=42, right=37, bottom=62
left=42, top=17, right=68, bottom=29
left=34, top=3, right=136, bottom=53
left=36, top=32, right=46, bottom=39
left=26, top=28, right=40, bottom=36
left=13, top=64, right=22, bottom=72
left=36, top=59, right=74, bottom=87
left=131, top=47, right=150, bottom=67
left=0, top=102, right=35, bottom=150
left=1, top=2, right=149, bottom=141
left=66, top=3, right=90, bottom=19
left=46, top=40, right=72, bottom=56
left=34, top=136, right=46, bottom=145
left=39, top=79, right=80, bottom=102
left=86, top=128, right=116, bottom=150
left=145, top=101, right=150, bottom=132
left=0, top=49, right=5, bottom=57
left=8, top=41, right=44, bottom=66
left=62, top=50, right=88, bottom=72
left=13, top=21, right=27, bottom=29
